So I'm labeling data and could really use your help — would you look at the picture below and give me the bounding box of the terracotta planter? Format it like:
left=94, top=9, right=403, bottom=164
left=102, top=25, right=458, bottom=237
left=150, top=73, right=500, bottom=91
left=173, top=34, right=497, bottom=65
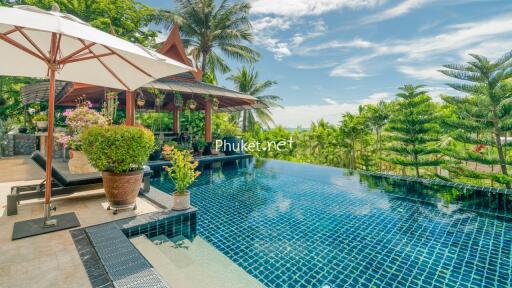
left=172, top=191, right=190, bottom=210
left=102, top=170, right=143, bottom=208
left=68, top=150, right=97, bottom=174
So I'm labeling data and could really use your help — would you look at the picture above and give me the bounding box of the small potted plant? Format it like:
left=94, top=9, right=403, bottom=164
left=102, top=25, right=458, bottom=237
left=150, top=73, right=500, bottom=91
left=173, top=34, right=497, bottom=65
left=148, top=142, right=162, bottom=161
left=33, top=113, right=48, bottom=130
left=82, top=125, right=155, bottom=210
left=163, top=146, right=200, bottom=210
left=193, top=139, right=206, bottom=156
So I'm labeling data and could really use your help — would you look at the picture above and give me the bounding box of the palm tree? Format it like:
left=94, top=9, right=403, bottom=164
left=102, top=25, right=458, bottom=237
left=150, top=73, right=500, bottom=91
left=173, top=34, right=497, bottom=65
left=155, top=0, right=259, bottom=75
left=339, top=113, right=369, bottom=170
left=360, top=100, right=390, bottom=171
left=228, top=66, right=282, bottom=131
left=440, top=51, right=512, bottom=187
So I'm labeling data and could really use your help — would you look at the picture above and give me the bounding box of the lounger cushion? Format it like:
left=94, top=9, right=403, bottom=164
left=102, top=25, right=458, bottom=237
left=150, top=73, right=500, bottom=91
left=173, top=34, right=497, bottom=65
left=31, top=152, right=152, bottom=187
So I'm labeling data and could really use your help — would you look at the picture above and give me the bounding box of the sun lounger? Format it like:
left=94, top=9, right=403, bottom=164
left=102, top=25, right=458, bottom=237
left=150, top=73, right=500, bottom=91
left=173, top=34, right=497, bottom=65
left=6, top=152, right=152, bottom=216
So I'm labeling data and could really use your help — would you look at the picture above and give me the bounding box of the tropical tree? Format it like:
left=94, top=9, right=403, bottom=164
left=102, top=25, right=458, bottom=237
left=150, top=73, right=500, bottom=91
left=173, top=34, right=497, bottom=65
left=360, top=101, right=391, bottom=171
left=228, top=66, right=282, bottom=131
left=155, top=0, right=259, bottom=75
left=19, top=0, right=158, bottom=45
left=440, top=51, right=512, bottom=187
left=302, top=120, right=343, bottom=166
left=384, top=85, right=442, bottom=177
left=339, top=113, right=370, bottom=170
left=440, top=95, right=512, bottom=187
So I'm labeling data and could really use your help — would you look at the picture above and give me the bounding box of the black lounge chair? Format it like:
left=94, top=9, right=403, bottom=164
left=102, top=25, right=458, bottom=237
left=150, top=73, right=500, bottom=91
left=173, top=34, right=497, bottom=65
left=7, top=152, right=152, bottom=216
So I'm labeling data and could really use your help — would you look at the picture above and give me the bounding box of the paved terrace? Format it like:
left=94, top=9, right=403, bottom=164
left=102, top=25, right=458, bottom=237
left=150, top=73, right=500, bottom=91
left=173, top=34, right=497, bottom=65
left=0, top=156, right=161, bottom=288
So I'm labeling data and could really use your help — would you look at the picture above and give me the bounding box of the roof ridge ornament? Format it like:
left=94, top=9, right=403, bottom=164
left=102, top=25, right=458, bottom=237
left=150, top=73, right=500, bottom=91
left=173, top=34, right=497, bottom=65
left=51, top=3, right=60, bottom=12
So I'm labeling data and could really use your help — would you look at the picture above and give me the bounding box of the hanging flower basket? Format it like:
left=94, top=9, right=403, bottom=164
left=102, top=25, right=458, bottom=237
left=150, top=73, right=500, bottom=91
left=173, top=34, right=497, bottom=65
left=212, top=97, right=219, bottom=110
left=175, top=93, right=184, bottom=108
left=136, top=93, right=146, bottom=107
left=187, top=99, right=197, bottom=110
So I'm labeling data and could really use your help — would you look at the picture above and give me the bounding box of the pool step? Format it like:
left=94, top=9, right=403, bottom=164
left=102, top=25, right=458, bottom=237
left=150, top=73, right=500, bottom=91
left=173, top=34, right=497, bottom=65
left=130, top=235, right=265, bottom=288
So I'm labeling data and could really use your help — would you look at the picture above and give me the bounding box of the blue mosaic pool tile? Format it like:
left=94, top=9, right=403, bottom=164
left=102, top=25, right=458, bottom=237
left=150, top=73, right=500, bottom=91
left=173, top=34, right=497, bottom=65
left=152, top=161, right=512, bottom=288
left=83, top=209, right=197, bottom=288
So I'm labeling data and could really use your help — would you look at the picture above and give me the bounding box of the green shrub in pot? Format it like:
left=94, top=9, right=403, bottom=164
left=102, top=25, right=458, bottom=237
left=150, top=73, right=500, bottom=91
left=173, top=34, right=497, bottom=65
left=82, top=125, right=154, bottom=210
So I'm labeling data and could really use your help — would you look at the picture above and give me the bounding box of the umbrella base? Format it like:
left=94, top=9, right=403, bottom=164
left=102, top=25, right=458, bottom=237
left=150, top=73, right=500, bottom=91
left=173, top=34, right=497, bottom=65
left=12, top=212, right=80, bottom=240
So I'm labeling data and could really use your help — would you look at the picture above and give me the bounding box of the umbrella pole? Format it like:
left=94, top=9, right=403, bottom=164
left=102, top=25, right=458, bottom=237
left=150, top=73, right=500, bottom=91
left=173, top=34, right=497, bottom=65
left=43, top=35, right=58, bottom=227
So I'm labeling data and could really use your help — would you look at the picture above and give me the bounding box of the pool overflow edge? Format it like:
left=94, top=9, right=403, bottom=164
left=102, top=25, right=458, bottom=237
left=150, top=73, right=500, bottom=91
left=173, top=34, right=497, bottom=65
left=71, top=207, right=197, bottom=288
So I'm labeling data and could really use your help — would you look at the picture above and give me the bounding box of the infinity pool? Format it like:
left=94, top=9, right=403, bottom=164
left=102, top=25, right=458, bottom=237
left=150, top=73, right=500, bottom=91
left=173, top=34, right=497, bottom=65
left=151, top=159, right=512, bottom=288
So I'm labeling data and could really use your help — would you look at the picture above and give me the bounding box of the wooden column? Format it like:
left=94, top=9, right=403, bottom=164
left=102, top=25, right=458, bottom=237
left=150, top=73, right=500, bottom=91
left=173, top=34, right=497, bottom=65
left=125, top=90, right=135, bottom=126
left=173, top=106, right=180, bottom=134
left=205, top=99, right=212, bottom=142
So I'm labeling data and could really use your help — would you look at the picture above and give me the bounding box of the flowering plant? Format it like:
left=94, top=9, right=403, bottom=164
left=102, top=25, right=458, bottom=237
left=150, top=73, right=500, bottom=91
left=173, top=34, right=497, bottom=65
left=163, top=145, right=200, bottom=194
left=58, top=106, right=107, bottom=151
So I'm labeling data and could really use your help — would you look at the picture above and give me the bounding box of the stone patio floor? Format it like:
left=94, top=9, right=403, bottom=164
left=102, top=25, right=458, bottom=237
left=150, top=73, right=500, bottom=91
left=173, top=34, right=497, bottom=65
left=0, top=156, right=161, bottom=288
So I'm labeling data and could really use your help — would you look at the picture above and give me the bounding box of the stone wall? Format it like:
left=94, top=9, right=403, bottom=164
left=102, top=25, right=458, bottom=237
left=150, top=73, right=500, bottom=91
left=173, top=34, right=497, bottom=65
left=1, top=134, right=63, bottom=158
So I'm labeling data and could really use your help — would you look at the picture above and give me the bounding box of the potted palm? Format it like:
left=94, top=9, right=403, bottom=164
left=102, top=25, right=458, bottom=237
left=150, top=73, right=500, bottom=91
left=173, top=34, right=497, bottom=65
left=163, top=146, right=200, bottom=210
left=82, top=125, right=155, bottom=209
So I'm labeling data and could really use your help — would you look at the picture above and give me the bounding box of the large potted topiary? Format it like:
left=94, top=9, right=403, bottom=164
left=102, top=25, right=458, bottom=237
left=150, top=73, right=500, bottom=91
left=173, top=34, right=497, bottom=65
left=82, top=125, right=155, bottom=209
left=163, top=146, right=200, bottom=210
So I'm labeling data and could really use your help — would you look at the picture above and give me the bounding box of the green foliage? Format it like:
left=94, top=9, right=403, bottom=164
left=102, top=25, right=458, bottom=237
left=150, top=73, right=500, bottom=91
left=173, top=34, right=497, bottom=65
left=163, top=146, right=200, bottom=194
left=213, top=113, right=241, bottom=138
left=82, top=126, right=155, bottom=173
left=440, top=50, right=512, bottom=188
left=19, top=0, right=158, bottom=45
left=339, top=112, right=370, bottom=170
left=384, top=85, right=442, bottom=177
left=32, top=114, right=48, bottom=121
left=243, top=125, right=295, bottom=160
left=155, top=0, right=259, bottom=73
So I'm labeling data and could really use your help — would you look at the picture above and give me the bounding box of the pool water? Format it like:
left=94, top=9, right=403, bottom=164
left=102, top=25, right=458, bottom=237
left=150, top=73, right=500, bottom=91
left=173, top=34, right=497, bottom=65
left=151, top=159, right=512, bottom=288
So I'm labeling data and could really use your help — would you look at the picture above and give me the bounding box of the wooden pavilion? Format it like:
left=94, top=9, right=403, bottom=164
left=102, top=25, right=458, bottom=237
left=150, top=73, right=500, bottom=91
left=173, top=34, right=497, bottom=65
left=20, top=25, right=262, bottom=142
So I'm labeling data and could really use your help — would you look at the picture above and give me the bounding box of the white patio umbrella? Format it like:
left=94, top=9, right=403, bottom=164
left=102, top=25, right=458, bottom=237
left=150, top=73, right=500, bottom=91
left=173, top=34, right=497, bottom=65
left=0, top=5, right=192, bottom=228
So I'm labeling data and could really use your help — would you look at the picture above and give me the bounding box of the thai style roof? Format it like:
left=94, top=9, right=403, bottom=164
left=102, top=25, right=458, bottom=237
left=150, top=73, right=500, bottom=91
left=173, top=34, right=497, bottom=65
left=19, top=25, right=260, bottom=112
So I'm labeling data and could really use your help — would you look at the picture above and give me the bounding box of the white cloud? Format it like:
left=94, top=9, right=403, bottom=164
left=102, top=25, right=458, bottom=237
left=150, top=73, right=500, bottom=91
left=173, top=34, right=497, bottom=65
left=359, top=92, right=391, bottom=104
left=391, top=13, right=512, bottom=61
left=397, top=65, right=448, bottom=81
left=459, top=39, right=512, bottom=61
left=329, top=54, right=374, bottom=79
left=271, top=92, right=391, bottom=127
left=291, top=20, right=327, bottom=46
left=323, top=98, right=338, bottom=105
left=251, top=16, right=291, bottom=32
left=293, top=62, right=339, bottom=70
left=251, top=17, right=292, bottom=60
left=424, top=86, right=462, bottom=102
left=329, top=64, right=368, bottom=79
left=301, top=38, right=375, bottom=54
left=326, top=12, right=512, bottom=80
left=361, top=0, right=432, bottom=24
left=251, top=0, right=386, bottom=17
left=271, top=103, right=358, bottom=127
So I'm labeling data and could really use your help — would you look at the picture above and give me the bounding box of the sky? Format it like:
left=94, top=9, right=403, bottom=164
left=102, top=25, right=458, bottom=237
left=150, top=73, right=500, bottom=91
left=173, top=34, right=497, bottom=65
left=140, top=0, right=512, bottom=128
